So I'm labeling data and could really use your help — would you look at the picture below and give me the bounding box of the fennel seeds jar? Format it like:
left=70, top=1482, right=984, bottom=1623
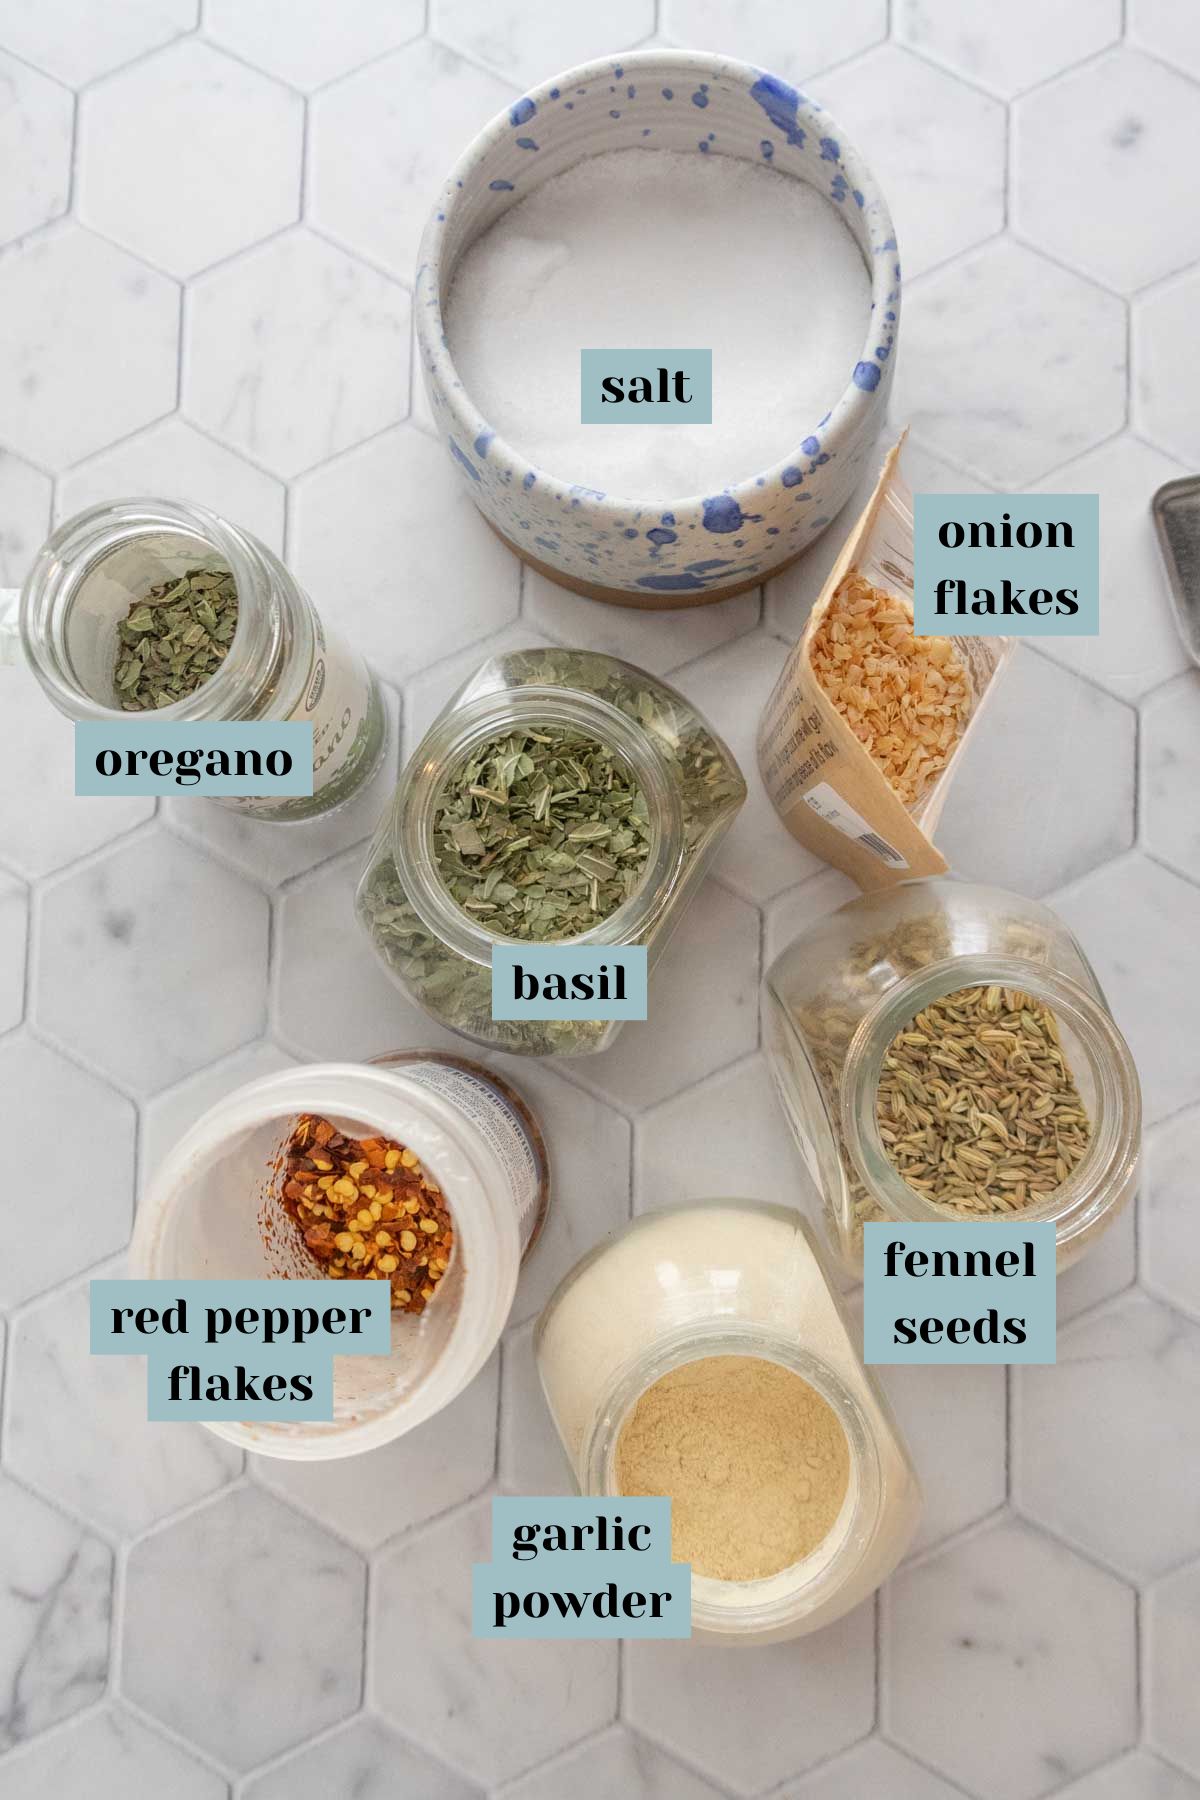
left=356, top=646, right=745, bottom=1056
left=763, top=878, right=1142, bottom=1276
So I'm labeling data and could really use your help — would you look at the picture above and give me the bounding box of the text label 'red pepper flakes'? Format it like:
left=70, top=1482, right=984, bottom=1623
left=281, top=1114, right=454, bottom=1314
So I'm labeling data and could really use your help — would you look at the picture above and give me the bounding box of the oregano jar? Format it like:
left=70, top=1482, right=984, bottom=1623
left=356, top=646, right=746, bottom=1056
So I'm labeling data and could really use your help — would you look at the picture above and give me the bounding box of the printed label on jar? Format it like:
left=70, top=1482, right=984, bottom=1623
left=801, top=781, right=909, bottom=869
left=400, top=1060, right=543, bottom=1250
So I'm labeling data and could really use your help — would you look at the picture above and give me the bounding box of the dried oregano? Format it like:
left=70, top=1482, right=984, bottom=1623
left=113, top=566, right=238, bottom=710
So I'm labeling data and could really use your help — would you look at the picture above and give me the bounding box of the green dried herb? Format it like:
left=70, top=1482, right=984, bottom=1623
left=432, top=726, right=651, bottom=940
left=113, top=565, right=238, bottom=710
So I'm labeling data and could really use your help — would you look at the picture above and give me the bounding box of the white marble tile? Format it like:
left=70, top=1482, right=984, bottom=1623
left=501, top=1725, right=725, bottom=1800
left=634, top=1052, right=813, bottom=1214
left=0, top=0, right=195, bottom=87
left=1013, top=50, right=1200, bottom=296
left=1055, top=1194, right=1136, bottom=1325
left=372, top=1497, right=617, bottom=1784
left=1142, top=674, right=1200, bottom=884
left=0, top=49, right=71, bottom=246
left=0, top=1035, right=133, bottom=1305
left=433, top=2, right=656, bottom=87
left=661, top=0, right=886, bottom=82
left=813, top=45, right=1005, bottom=281
left=1015, top=1292, right=1200, bottom=1581
left=895, top=0, right=1121, bottom=99
left=1031, top=435, right=1191, bottom=703
left=498, top=1319, right=574, bottom=1495
left=246, top=1715, right=481, bottom=1799
left=0, top=1705, right=225, bottom=1800
left=205, top=0, right=425, bottom=92
left=184, top=228, right=409, bottom=478
left=310, top=39, right=515, bottom=283
left=0, top=1474, right=111, bottom=1750
left=525, top=568, right=760, bottom=680
left=0, top=223, right=178, bottom=469
left=401, top=627, right=557, bottom=759
left=934, top=647, right=1136, bottom=897
left=255, top=1349, right=498, bottom=1547
left=35, top=828, right=269, bottom=1095
left=892, top=241, right=1127, bottom=488
left=884, top=1519, right=1136, bottom=1800
left=289, top=425, right=521, bottom=684
left=627, top=1600, right=874, bottom=1795
left=1143, top=1103, right=1200, bottom=1325
left=56, top=416, right=286, bottom=553
left=1130, top=0, right=1200, bottom=84
left=122, top=1485, right=366, bottom=1771
left=570, top=877, right=760, bottom=1112
left=0, top=870, right=27, bottom=1033
left=1146, top=1561, right=1200, bottom=1779
left=672, top=631, right=824, bottom=902
left=763, top=865, right=882, bottom=966
left=0, top=448, right=51, bottom=585
left=7, top=1278, right=242, bottom=1537
left=78, top=40, right=302, bottom=279
left=1052, top=853, right=1200, bottom=1128
left=1056, top=1751, right=1200, bottom=1800
left=1134, top=268, right=1200, bottom=466
left=873, top=1360, right=1006, bottom=1557
left=784, top=1737, right=966, bottom=1800
left=163, top=676, right=400, bottom=885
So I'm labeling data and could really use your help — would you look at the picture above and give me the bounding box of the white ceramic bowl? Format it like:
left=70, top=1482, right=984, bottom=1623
left=416, top=48, right=899, bottom=609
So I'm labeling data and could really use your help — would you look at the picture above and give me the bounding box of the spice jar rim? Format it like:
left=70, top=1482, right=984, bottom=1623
left=19, top=496, right=301, bottom=724
left=389, top=683, right=686, bottom=968
left=838, top=953, right=1142, bottom=1250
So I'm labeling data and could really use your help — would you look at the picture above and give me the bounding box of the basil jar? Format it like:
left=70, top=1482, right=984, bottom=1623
left=14, top=498, right=385, bottom=820
left=356, top=646, right=746, bottom=1057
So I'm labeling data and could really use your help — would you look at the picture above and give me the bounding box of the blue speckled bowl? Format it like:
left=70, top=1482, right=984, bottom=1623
left=415, top=49, right=899, bottom=609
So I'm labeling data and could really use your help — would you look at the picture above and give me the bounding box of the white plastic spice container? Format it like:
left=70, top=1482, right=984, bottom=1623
left=536, top=1201, right=920, bottom=1644
left=132, top=1053, right=549, bottom=1459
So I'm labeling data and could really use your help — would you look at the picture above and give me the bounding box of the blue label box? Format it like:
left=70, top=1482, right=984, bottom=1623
left=862, top=1221, right=1057, bottom=1364
left=581, top=348, right=712, bottom=424
left=913, top=493, right=1099, bottom=636
left=75, top=720, right=313, bottom=796
left=492, top=944, right=647, bottom=1020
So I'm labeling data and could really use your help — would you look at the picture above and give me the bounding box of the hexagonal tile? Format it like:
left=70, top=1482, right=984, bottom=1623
left=0, top=0, right=195, bottom=87
left=1130, top=0, right=1200, bottom=84
left=141, top=1037, right=299, bottom=1189
left=526, top=566, right=760, bottom=678
left=372, top=1497, right=617, bottom=1784
left=1055, top=1193, right=1136, bottom=1325
left=627, top=1602, right=873, bottom=1795
left=310, top=40, right=514, bottom=283
left=255, top=1350, right=498, bottom=1548
left=885, top=1520, right=1136, bottom=1799
left=873, top=1361, right=1006, bottom=1557
left=1052, top=853, right=1200, bottom=1127
left=7, top=1276, right=243, bottom=1537
left=246, top=1715, right=480, bottom=1799
left=35, top=829, right=269, bottom=1094
left=635, top=1052, right=813, bottom=1214
left=498, top=1061, right=631, bottom=1326
left=57, top=416, right=286, bottom=552
left=570, top=876, right=759, bottom=1112
left=503, top=1725, right=724, bottom=1800
left=1144, top=1103, right=1200, bottom=1323
left=78, top=41, right=302, bottom=279
left=0, top=870, right=27, bottom=1034
left=0, top=1705, right=224, bottom=1800
left=788, top=1737, right=966, bottom=1800
left=184, top=229, right=409, bottom=478
left=499, top=1319, right=574, bottom=1495
left=0, top=1474, right=111, bottom=1750
left=672, top=631, right=824, bottom=902
left=0, top=448, right=51, bottom=584
left=1016, top=1292, right=1200, bottom=1581
left=122, top=1486, right=365, bottom=1771
left=814, top=46, right=1004, bottom=281
left=1031, top=435, right=1191, bottom=702
left=895, top=0, right=1121, bottom=99
left=0, top=224, right=178, bottom=469
left=163, top=676, right=400, bottom=886
left=1143, top=673, right=1200, bottom=883
left=1054, top=1749, right=1200, bottom=1799
left=935, top=648, right=1135, bottom=896
left=892, top=242, right=1126, bottom=487
left=662, top=0, right=885, bottom=81
left=1014, top=51, right=1200, bottom=295
left=401, top=625, right=557, bottom=758
left=1135, top=267, right=1200, bottom=465
left=764, top=866, right=860, bottom=965
left=1147, top=1561, right=1200, bottom=1778
left=0, top=50, right=71, bottom=245
left=0, top=665, right=154, bottom=880
left=206, top=0, right=424, bottom=92
left=290, top=426, right=520, bottom=685
left=433, top=4, right=655, bottom=87
left=0, top=1035, right=133, bottom=1305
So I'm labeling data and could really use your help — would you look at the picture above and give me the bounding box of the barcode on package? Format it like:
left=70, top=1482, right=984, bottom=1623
left=801, top=781, right=909, bottom=868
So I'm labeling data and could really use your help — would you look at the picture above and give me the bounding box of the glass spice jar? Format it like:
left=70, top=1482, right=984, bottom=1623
left=763, top=877, right=1142, bottom=1276
left=13, top=498, right=385, bottom=820
left=356, top=646, right=746, bottom=1057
